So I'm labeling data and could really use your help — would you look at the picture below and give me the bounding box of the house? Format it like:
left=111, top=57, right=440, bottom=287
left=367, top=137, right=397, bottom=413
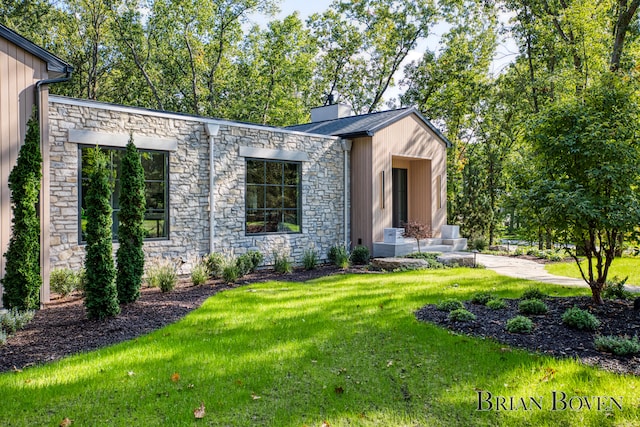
left=1, top=25, right=452, bottom=306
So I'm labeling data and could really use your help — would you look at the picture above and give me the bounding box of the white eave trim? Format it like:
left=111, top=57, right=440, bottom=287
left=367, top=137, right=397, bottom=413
left=239, top=146, right=309, bottom=162
left=69, top=129, right=178, bottom=152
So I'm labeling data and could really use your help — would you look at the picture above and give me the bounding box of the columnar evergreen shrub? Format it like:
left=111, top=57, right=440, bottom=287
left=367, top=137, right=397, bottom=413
left=84, top=148, right=120, bottom=319
left=2, top=115, right=42, bottom=310
left=116, top=138, right=146, bottom=304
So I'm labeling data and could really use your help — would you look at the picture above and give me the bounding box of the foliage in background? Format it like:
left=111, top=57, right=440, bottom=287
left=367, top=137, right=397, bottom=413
left=116, top=137, right=146, bottom=304
left=1, top=115, right=42, bottom=310
left=83, top=147, right=120, bottom=319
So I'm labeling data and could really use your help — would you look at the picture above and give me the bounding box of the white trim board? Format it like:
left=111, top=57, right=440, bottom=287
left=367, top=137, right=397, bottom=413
left=69, top=129, right=178, bottom=152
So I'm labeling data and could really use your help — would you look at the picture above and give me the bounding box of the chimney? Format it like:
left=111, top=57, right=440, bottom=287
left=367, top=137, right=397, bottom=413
left=310, top=103, right=353, bottom=122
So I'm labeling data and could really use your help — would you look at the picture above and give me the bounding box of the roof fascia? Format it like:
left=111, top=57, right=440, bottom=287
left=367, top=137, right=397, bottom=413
left=0, top=24, right=72, bottom=75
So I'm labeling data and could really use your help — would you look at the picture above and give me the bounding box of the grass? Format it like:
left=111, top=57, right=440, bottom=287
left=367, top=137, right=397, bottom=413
left=1, top=268, right=639, bottom=426
left=546, top=257, right=640, bottom=286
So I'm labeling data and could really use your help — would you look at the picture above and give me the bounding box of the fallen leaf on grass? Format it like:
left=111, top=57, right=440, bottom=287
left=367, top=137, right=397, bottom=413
left=251, top=393, right=261, bottom=400
left=193, top=402, right=205, bottom=419
left=59, top=418, right=72, bottom=427
left=171, top=372, right=180, bottom=382
left=127, top=371, right=135, bottom=376
left=322, top=421, right=331, bottom=427
left=387, top=360, right=393, bottom=367
left=334, top=386, right=344, bottom=394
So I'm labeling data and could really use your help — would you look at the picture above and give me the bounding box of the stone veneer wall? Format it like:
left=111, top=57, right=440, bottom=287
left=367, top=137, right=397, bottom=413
left=48, top=98, right=347, bottom=274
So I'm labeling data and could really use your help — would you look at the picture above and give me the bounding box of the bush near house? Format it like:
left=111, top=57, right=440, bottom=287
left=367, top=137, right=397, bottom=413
left=350, top=245, right=370, bottom=265
left=50, top=268, right=83, bottom=298
left=116, top=138, right=146, bottom=304
left=1, top=115, right=42, bottom=310
left=83, top=148, right=120, bottom=319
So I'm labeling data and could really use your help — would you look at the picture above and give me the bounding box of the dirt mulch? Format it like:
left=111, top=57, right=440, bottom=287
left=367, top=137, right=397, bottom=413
left=416, top=296, right=640, bottom=376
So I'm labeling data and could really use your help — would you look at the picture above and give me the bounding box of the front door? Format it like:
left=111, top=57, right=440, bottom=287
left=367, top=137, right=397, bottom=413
left=392, top=168, right=408, bottom=228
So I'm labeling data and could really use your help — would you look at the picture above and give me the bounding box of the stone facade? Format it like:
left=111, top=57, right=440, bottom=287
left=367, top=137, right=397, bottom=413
left=48, top=97, right=348, bottom=274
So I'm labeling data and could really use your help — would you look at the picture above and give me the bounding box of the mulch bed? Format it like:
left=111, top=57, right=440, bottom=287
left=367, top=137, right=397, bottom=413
left=415, top=296, right=640, bottom=376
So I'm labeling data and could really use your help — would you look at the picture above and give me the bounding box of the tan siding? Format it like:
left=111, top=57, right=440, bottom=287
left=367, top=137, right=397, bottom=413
left=371, top=114, right=448, bottom=240
left=350, top=136, right=373, bottom=250
left=0, top=37, right=48, bottom=305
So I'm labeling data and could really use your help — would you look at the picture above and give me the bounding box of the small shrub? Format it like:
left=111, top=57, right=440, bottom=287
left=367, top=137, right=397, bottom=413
left=190, top=263, right=208, bottom=286
left=273, top=251, right=292, bottom=274
left=145, top=258, right=177, bottom=292
left=350, top=245, right=370, bottom=265
left=245, top=250, right=264, bottom=273
left=471, top=292, right=494, bottom=305
left=328, top=244, right=350, bottom=268
left=472, top=236, right=488, bottom=251
left=402, top=220, right=432, bottom=253
left=506, top=315, right=534, bottom=333
left=236, top=253, right=254, bottom=277
left=0, top=329, right=6, bottom=345
left=204, top=253, right=225, bottom=278
left=518, top=299, right=548, bottom=315
left=0, top=308, right=35, bottom=335
left=303, top=248, right=319, bottom=270
left=436, top=299, right=464, bottom=312
left=50, top=268, right=82, bottom=297
left=222, top=264, right=240, bottom=283
left=406, top=252, right=439, bottom=261
left=448, top=308, right=476, bottom=322
left=486, top=298, right=507, bottom=310
left=562, top=306, right=601, bottom=331
left=603, top=276, right=633, bottom=300
left=521, top=287, right=546, bottom=300
left=594, top=335, right=640, bottom=356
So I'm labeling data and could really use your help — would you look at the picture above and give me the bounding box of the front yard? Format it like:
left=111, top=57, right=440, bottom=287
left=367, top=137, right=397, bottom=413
left=0, top=267, right=639, bottom=426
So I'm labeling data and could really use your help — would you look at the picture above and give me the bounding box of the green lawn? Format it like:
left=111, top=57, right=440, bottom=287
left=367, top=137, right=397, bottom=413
left=1, top=268, right=639, bottom=426
left=546, top=257, right=640, bottom=286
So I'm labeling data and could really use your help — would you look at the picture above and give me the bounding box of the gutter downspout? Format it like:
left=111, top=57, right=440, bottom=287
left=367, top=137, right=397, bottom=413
left=340, top=139, right=352, bottom=249
left=35, top=68, right=73, bottom=308
left=205, top=124, right=220, bottom=254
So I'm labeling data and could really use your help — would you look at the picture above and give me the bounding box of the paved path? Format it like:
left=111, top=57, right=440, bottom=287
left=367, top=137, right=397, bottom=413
left=474, top=253, right=640, bottom=293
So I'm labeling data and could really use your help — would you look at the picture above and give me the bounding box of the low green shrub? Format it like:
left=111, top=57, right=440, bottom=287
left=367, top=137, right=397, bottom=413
left=521, top=287, right=546, bottom=300
left=471, top=292, right=494, bottom=305
left=246, top=250, right=264, bottom=273
left=0, top=329, right=6, bottom=345
left=235, top=254, right=254, bottom=277
left=350, top=245, right=370, bottom=265
left=603, top=276, right=633, bottom=300
left=145, top=258, right=177, bottom=292
left=506, top=315, right=534, bottom=333
left=448, top=308, right=476, bottom=322
left=50, top=268, right=82, bottom=297
left=302, top=248, right=319, bottom=271
left=204, top=252, right=225, bottom=278
left=518, top=299, right=548, bottom=315
left=436, top=299, right=464, bottom=312
left=190, top=263, right=208, bottom=286
left=222, top=264, right=240, bottom=283
left=562, top=306, right=601, bottom=331
left=273, top=251, right=293, bottom=274
left=328, top=244, right=350, bottom=268
left=0, top=308, right=35, bottom=335
left=486, top=299, right=507, bottom=310
left=406, top=252, right=439, bottom=261
left=594, top=335, right=640, bottom=356
left=472, top=236, right=488, bottom=251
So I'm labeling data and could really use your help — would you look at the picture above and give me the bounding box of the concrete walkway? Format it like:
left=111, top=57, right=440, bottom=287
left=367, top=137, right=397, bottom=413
left=474, top=253, right=640, bottom=293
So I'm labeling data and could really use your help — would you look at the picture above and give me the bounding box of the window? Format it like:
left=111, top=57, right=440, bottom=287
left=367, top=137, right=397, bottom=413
left=245, top=159, right=301, bottom=234
left=79, top=146, right=169, bottom=242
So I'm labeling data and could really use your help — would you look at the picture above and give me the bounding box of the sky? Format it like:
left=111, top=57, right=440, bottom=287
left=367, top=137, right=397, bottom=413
left=247, top=0, right=519, bottom=106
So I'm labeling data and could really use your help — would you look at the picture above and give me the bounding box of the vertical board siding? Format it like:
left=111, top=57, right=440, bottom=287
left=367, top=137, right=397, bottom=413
left=371, top=114, right=447, bottom=243
left=350, top=137, right=373, bottom=250
left=0, top=38, right=47, bottom=305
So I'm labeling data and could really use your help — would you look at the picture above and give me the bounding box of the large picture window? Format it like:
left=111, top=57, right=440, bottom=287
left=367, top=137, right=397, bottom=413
left=245, top=159, right=301, bottom=234
left=79, top=146, right=169, bottom=242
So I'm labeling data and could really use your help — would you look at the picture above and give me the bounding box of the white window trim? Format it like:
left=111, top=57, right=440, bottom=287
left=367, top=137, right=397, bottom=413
left=239, top=146, right=309, bottom=162
left=69, top=129, right=178, bottom=152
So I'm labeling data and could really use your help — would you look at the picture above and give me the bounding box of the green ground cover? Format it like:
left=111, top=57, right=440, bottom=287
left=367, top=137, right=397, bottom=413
left=1, top=268, right=638, bottom=426
left=545, top=257, right=640, bottom=286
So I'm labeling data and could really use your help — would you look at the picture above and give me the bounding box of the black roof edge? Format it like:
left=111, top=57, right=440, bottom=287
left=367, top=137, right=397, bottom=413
left=0, top=24, right=73, bottom=75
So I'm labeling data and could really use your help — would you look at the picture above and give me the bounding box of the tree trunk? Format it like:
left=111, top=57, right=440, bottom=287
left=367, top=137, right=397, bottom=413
left=590, top=282, right=605, bottom=305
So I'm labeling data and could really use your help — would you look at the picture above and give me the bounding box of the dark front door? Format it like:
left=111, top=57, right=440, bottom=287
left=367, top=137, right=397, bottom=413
left=392, top=168, right=408, bottom=228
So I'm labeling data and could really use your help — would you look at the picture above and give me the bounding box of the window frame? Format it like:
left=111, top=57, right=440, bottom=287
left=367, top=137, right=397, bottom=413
left=245, top=158, right=302, bottom=235
left=78, top=145, right=170, bottom=244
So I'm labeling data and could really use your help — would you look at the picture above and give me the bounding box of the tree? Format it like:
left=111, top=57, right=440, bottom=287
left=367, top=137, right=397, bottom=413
left=528, top=73, right=640, bottom=304
left=1, top=115, right=42, bottom=310
left=84, top=147, right=120, bottom=319
left=116, top=137, right=146, bottom=304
